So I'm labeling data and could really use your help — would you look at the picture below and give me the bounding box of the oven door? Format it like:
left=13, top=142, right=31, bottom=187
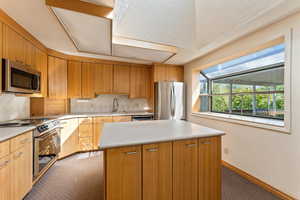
left=2, top=59, right=41, bottom=94
left=33, top=129, right=61, bottom=179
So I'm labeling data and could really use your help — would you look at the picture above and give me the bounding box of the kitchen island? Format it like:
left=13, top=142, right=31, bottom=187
left=100, top=120, right=225, bottom=200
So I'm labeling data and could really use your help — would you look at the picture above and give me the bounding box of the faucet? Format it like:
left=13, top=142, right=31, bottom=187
left=112, top=97, right=119, bottom=113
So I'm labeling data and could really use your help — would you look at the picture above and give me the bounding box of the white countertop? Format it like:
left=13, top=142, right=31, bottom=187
left=99, top=120, right=225, bottom=149
left=0, top=126, right=35, bottom=142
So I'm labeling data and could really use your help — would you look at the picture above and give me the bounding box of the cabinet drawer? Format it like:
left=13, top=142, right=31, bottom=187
left=112, top=116, right=132, bottom=122
left=10, top=132, right=32, bottom=153
left=0, top=140, right=10, bottom=159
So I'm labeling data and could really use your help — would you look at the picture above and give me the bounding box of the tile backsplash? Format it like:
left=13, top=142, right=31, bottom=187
left=0, top=94, right=29, bottom=122
left=70, top=95, right=150, bottom=113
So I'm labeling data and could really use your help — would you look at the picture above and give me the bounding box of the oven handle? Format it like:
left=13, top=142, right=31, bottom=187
left=35, top=129, right=60, bottom=140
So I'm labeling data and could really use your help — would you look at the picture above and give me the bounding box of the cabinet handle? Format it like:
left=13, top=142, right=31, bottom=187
left=0, top=160, right=10, bottom=169
left=125, top=151, right=137, bottom=155
left=13, top=152, right=23, bottom=159
left=20, top=138, right=29, bottom=145
left=146, top=148, right=158, bottom=152
left=200, top=141, right=211, bottom=145
left=186, top=143, right=197, bottom=147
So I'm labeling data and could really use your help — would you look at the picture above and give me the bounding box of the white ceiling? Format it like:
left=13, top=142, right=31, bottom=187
left=1, top=0, right=300, bottom=65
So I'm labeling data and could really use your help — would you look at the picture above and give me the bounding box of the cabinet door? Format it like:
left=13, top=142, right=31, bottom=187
left=59, top=118, right=79, bottom=158
left=68, top=61, right=82, bottom=98
left=82, top=62, right=95, bottom=98
left=93, top=117, right=112, bottom=149
left=48, top=56, right=68, bottom=98
left=198, top=137, right=221, bottom=200
left=167, top=66, right=184, bottom=82
left=106, top=145, right=142, bottom=200
left=35, top=49, right=48, bottom=97
left=130, top=65, right=151, bottom=98
left=0, top=155, right=11, bottom=200
left=0, top=22, right=2, bottom=94
left=78, top=118, right=94, bottom=151
left=113, top=64, right=130, bottom=94
left=143, top=142, right=172, bottom=200
left=154, top=64, right=167, bottom=82
left=25, top=41, right=36, bottom=69
left=173, top=139, right=198, bottom=200
left=11, top=142, right=32, bottom=200
left=3, top=25, right=26, bottom=63
left=112, top=116, right=132, bottom=122
left=94, top=63, right=113, bottom=94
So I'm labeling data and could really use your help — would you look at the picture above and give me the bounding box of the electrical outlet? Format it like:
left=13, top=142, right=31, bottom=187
left=224, top=148, right=229, bottom=155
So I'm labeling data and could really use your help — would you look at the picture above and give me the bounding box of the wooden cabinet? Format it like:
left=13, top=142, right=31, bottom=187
left=68, top=61, right=82, bottom=98
left=3, top=24, right=26, bottom=64
left=25, top=41, right=36, bottom=68
left=130, top=65, right=151, bottom=99
left=0, top=22, right=3, bottom=94
left=82, top=62, right=96, bottom=98
left=154, top=64, right=184, bottom=82
left=143, top=142, right=172, bottom=200
left=198, top=137, right=221, bottom=200
left=93, top=117, right=113, bottom=150
left=48, top=56, right=68, bottom=98
left=106, top=145, right=142, bottom=200
left=59, top=118, right=80, bottom=158
left=94, top=63, right=114, bottom=94
left=35, top=49, right=48, bottom=97
left=173, top=139, right=198, bottom=200
left=113, top=64, right=130, bottom=94
left=10, top=132, right=33, bottom=200
left=78, top=117, right=94, bottom=151
left=112, top=116, right=132, bottom=122
left=0, top=155, right=11, bottom=200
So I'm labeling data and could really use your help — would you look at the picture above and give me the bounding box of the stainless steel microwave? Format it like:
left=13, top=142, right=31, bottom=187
left=2, top=59, right=41, bottom=94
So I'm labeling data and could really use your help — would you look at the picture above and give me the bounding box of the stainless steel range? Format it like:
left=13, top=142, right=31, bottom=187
left=33, top=119, right=61, bottom=180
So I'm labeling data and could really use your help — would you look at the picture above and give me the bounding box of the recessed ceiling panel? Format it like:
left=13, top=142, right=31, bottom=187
left=112, top=44, right=173, bottom=63
left=52, top=7, right=112, bottom=55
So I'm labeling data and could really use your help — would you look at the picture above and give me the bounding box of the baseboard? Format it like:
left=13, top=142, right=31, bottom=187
left=222, top=161, right=295, bottom=200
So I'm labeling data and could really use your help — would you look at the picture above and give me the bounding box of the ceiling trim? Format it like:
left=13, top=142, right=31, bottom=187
left=112, top=36, right=178, bottom=53
left=45, top=0, right=113, bottom=19
left=47, top=48, right=153, bottom=65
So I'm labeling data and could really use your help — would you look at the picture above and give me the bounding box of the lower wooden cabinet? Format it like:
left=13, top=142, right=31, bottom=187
left=59, top=118, right=80, bottom=158
left=112, top=116, right=132, bottom=122
left=93, top=117, right=113, bottom=149
left=173, top=139, right=198, bottom=200
left=143, top=142, right=172, bottom=200
left=106, top=145, right=142, bottom=200
left=199, top=137, right=221, bottom=200
left=0, top=131, right=33, bottom=200
left=79, top=117, right=94, bottom=151
left=0, top=154, right=11, bottom=200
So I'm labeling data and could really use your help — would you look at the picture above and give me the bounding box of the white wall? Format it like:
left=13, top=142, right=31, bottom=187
left=0, top=94, right=29, bottom=122
left=185, top=12, right=300, bottom=198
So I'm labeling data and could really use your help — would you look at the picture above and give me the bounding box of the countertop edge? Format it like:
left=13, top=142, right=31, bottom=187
left=0, top=126, right=36, bottom=143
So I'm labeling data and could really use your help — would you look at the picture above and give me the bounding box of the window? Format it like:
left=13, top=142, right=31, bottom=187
left=199, top=43, right=285, bottom=120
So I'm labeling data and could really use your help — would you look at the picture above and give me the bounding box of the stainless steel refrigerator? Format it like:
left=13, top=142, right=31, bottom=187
left=154, top=81, right=186, bottom=120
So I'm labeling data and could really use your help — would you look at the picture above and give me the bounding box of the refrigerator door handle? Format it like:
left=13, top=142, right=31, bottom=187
left=171, top=84, right=175, bottom=118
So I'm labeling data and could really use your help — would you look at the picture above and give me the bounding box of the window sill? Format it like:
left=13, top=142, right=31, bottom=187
left=191, top=112, right=290, bottom=134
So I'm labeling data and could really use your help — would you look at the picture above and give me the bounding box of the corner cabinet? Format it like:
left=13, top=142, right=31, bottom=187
left=154, top=64, right=184, bottom=82
left=48, top=56, right=68, bottom=98
left=104, top=136, right=221, bottom=200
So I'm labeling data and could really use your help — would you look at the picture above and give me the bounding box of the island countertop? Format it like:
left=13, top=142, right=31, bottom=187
left=99, top=120, right=225, bottom=149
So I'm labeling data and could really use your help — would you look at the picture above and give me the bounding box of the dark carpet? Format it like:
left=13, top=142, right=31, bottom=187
left=25, top=152, right=281, bottom=200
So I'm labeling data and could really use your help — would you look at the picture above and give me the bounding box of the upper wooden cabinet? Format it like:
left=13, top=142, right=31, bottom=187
left=130, top=65, right=151, bottom=99
left=82, top=62, right=96, bottom=98
left=25, top=41, right=36, bottom=68
left=0, top=22, right=3, bottom=94
left=48, top=56, right=68, bottom=98
left=154, top=64, right=184, bottom=82
left=35, top=49, right=48, bottom=97
left=94, top=63, right=114, bottom=94
left=68, top=61, right=82, bottom=98
left=113, top=64, right=130, bottom=94
left=3, top=24, right=26, bottom=64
